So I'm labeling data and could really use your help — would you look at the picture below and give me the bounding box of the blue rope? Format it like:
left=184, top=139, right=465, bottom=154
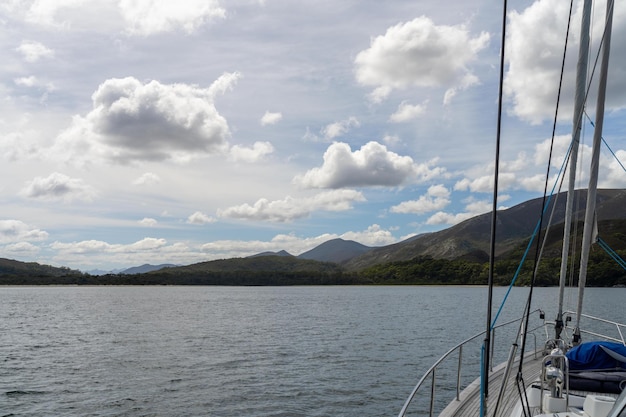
left=480, top=343, right=485, bottom=417
left=601, top=137, right=626, bottom=174
left=489, top=140, right=574, bottom=330
left=598, top=237, right=626, bottom=270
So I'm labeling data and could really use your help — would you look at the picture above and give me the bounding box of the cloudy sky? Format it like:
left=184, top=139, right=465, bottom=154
left=1, top=0, right=626, bottom=272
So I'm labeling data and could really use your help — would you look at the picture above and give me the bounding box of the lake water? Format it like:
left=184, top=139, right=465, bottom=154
left=1, top=286, right=623, bottom=416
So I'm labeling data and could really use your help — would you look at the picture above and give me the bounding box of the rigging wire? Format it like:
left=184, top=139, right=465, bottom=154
left=515, top=1, right=575, bottom=415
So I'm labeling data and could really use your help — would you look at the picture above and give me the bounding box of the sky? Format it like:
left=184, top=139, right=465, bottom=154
left=1, top=0, right=626, bottom=272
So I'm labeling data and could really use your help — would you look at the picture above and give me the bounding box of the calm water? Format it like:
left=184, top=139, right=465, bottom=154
left=1, top=286, right=623, bottom=416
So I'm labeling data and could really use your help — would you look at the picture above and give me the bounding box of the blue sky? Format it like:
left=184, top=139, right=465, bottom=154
left=1, top=0, right=625, bottom=271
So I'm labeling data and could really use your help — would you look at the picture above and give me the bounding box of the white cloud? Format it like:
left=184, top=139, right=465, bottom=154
left=132, top=172, right=161, bottom=186
left=218, top=190, right=366, bottom=222
left=295, top=141, right=442, bottom=189
left=425, top=195, right=492, bottom=226
left=322, top=117, right=360, bottom=140
left=187, top=211, right=216, bottom=225
left=49, top=238, right=198, bottom=269
left=119, top=0, right=225, bottom=36
left=604, top=150, right=626, bottom=188
left=382, top=134, right=400, bottom=146
left=426, top=211, right=474, bottom=226
left=462, top=197, right=492, bottom=215
left=339, top=224, right=397, bottom=247
left=52, top=237, right=167, bottom=254
left=503, top=0, right=626, bottom=123
left=390, top=184, right=451, bottom=214
left=20, top=172, right=96, bottom=202
left=229, top=141, right=274, bottom=163
left=24, top=0, right=91, bottom=27
left=14, top=0, right=224, bottom=35
left=0, top=131, right=41, bottom=161
left=16, top=40, right=54, bottom=62
left=52, top=75, right=239, bottom=164
left=454, top=172, right=518, bottom=193
left=355, top=16, right=489, bottom=102
left=50, top=239, right=111, bottom=254
left=139, top=218, right=158, bottom=227
left=389, top=101, right=428, bottom=122
left=14, top=76, right=37, bottom=87
left=4, top=241, right=41, bottom=255
left=0, top=220, right=49, bottom=243
left=14, top=75, right=55, bottom=91
left=505, top=0, right=573, bottom=124
left=261, top=111, right=283, bottom=126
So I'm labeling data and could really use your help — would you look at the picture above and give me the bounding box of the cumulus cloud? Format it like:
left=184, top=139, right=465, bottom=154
left=52, top=74, right=239, bottom=164
left=0, top=220, right=49, bottom=243
left=20, top=0, right=224, bottom=35
left=24, top=0, right=91, bottom=27
left=218, top=190, right=366, bottom=222
left=0, top=131, right=41, bottom=161
left=119, top=0, right=225, bottom=35
left=16, top=40, right=54, bottom=62
left=49, top=238, right=200, bottom=269
left=51, top=237, right=167, bottom=254
left=4, top=241, right=41, bottom=254
left=355, top=16, right=489, bottom=102
left=20, top=172, right=96, bottom=202
left=390, top=184, right=451, bottom=214
left=604, top=150, right=626, bottom=188
left=426, top=195, right=492, bottom=226
left=339, top=224, right=397, bottom=247
left=261, top=111, right=283, bottom=126
left=450, top=133, right=621, bottom=195
left=132, top=172, right=161, bottom=186
left=454, top=172, right=517, bottom=193
left=139, top=218, right=158, bottom=227
left=389, top=101, right=428, bottom=122
left=229, top=141, right=274, bottom=163
left=295, top=141, right=443, bottom=189
left=322, top=117, right=360, bottom=140
left=426, top=211, right=474, bottom=226
left=187, top=211, right=216, bottom=225
left=504, top=0, right=626, bottom=123
left=14, top=75, right=55, bottom=91
left=505, top=0, right=574, bottom=123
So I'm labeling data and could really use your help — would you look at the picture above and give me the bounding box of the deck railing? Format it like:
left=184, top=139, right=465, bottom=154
left=398, top=309, right=626, bottom=417
left=562, top=310, right=626, bottom=345
left=397, top=309, right=545, bottom=417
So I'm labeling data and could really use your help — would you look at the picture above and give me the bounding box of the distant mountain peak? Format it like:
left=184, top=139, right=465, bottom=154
left=120, top=264, right=177, bottom=274
left=249, top=250, right=294, bottom=258
left=298, top=238, right=372, bottom=264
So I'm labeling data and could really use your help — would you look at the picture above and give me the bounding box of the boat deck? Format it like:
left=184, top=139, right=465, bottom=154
left=439, top=352, right=544, bottom=417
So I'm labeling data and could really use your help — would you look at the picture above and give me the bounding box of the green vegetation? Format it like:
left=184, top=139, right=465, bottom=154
left=2, top=245, right=625, bottom=286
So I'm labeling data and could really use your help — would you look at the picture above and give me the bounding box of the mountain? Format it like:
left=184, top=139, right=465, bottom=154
left=85, top=268, right=113, bottom=276
left=3, top=189, right=625, bottom=285
left=297, top=238, right=373, bottom=264
left=0, top=258, right=82, bottom=277
left=344, top=189, right=626, bottom=271
left=120, top=264, right=178, bottom=274
left=249, top=250, right=293, bottom=258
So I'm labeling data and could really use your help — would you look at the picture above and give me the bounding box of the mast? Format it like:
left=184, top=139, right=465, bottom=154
left=556, top=0, right=593, bottom=340
left=573, top=0, right=614, bottom=344
left=482, top=0, right=508, bottom=414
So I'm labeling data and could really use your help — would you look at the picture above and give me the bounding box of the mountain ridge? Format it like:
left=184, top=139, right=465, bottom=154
left=2, top=189, right=625, bottom=281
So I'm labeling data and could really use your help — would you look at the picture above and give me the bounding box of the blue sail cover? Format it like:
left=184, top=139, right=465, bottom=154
left=566, top=341, right=626, bottom=371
